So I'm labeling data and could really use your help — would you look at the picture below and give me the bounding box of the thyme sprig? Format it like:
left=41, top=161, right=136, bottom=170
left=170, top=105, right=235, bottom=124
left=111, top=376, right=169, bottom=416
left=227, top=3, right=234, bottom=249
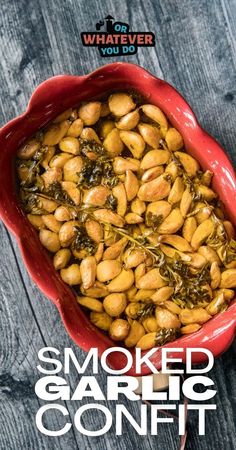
left=113, top=227, right=160, bottom=262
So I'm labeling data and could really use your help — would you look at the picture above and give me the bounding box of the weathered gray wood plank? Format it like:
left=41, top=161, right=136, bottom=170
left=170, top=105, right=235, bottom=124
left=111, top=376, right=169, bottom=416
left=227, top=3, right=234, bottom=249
left=0, top=223, right=80, bottom=450
left=0, top=0, right=235, bottom=449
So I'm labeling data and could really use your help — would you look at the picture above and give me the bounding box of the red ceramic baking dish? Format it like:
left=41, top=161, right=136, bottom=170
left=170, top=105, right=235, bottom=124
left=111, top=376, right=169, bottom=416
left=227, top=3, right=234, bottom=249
left=0, top=62, right=235, bottom=375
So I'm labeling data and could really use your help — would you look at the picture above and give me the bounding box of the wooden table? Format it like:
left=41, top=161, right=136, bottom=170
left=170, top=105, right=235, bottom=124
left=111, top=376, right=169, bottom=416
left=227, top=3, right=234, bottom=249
left=0, top=1, right=235, bottom=449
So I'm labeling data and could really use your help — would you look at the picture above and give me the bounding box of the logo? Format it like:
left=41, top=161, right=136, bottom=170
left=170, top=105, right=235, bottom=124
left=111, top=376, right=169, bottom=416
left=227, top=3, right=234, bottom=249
left=81, top=15, right=155, bottom=57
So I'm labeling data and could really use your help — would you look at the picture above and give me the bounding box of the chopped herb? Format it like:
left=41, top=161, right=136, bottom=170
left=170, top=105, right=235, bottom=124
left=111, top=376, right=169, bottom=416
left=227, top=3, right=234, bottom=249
left=33, top=146, right=48, bottom=162
left=171, top=154, right=183, bottom=168
left=102, top=160, right=119, bottom=188
left=136, top=303, right=156, bottom=320
left=205, top=211, right=228, bottom=249
left=105, top=194, right=118, bottom=211
left=155, top=328, right=181, bottom=346
left=79, top=138, right=105, bottom=157
left=77, top=157, right=119, bottom=189
left=17, top=146, right=48, bottom=187
left=182, top=172, right=201, bottom=201
left=20, top=191, right=46, bottom=214
left=146, top=212, right=163, bottom=230
left=218, top=239, right=236, bottom=265
left=73, top=226, right=96, bottom=255
left=164, top=259, right=211, bottom=308
left=77, top=159, right=104, bottom=188
left=45, top=181, right=75, bottom=205
left=170, top=155, right=202, bottom=201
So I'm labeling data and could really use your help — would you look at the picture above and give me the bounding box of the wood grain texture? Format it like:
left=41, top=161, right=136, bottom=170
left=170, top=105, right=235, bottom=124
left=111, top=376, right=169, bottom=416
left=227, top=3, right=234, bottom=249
left=0, top=0, right=235, bottom=449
